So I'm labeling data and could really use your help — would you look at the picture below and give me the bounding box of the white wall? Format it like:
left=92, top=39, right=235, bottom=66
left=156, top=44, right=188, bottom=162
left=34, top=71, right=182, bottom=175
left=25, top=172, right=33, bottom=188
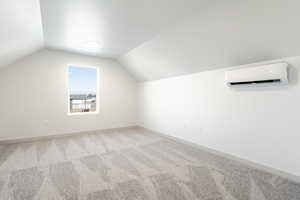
left=0, top=49, right=137, bottom=140
left=138, top=57, right=300, bottom=177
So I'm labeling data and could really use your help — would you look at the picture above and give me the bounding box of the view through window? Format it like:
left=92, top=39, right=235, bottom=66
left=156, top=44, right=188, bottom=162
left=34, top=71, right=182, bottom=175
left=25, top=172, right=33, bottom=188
left=68, top=66, right=98, bottom=114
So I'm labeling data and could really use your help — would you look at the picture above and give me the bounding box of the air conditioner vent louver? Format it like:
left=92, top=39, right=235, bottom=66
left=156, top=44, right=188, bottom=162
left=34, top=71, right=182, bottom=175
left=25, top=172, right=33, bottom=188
left=225, top=63, right=288, bottom=86
left=229, top=79, right=281, bottom=85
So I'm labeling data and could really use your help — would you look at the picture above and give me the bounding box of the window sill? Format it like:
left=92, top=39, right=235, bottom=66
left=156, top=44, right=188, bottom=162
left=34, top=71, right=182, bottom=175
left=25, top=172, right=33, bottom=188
left=68, top=111, right=99, bottom=116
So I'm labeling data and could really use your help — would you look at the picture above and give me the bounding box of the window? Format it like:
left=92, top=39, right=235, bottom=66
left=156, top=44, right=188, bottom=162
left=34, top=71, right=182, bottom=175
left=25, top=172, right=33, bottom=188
left=68, top=66, right=99, bottom=114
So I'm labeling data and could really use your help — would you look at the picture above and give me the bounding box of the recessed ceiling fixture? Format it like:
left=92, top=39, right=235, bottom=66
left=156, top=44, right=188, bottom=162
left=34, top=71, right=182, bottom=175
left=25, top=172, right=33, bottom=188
left=83, top=41, right=102, bottom=52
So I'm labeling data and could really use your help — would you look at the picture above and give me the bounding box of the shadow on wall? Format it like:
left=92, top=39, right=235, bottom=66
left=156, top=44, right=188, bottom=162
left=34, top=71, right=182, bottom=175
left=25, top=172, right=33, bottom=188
left=229, top=64, right=298, bottom=92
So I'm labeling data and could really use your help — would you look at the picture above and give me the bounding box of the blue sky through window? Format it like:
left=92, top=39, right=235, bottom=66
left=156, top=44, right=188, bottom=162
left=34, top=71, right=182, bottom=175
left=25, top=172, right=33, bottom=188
left=69, top=66, right=97, bottom=95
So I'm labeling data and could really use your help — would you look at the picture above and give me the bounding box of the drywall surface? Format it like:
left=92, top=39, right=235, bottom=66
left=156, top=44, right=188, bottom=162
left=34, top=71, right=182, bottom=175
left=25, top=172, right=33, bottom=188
left=138, top=57, right=300, bottom=177
left=0, top=0, right=44, bottom=68
left=0, top=49, right=137, bottom=140
left=40, top=0, right=204, bottom=57
left=120, top=0, right=300, bottom=81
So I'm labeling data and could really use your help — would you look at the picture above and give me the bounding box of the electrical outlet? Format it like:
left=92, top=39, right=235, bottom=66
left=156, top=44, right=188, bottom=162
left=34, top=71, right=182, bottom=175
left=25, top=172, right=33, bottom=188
left=44, top=120, right=49, bottom=127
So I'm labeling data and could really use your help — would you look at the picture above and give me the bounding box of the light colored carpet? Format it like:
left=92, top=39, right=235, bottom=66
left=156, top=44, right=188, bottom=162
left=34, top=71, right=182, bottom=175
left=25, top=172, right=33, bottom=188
left=0, top=127, right=299, bottom=200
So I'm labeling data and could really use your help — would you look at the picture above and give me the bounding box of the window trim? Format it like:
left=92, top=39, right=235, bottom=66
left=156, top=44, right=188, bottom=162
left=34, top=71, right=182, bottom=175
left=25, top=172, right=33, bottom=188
left=67, top=65, right=100, bottom=116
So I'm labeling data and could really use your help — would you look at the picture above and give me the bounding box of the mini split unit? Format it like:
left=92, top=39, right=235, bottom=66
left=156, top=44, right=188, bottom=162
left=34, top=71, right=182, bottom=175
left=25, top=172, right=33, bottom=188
left=225, top=62, right=288, bottom=86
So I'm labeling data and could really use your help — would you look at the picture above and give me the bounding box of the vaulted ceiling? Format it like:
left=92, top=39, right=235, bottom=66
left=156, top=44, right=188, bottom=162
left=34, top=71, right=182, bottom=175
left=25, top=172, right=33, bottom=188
left=1, top=0, right=300, bottom=81
left=120, top=0, right=300, bottom=81
left=40, top=0, right=203, bottom=58
left=1, top=0, right=203, bottom=68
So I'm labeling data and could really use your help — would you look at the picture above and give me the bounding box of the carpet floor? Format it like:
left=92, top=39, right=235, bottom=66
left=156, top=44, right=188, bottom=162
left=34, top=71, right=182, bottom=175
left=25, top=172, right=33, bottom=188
left=0, top=127, right=299, bottom=200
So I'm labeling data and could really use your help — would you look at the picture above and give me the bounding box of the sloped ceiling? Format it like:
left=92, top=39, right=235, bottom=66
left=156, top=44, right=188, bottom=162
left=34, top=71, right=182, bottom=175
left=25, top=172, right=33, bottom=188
left=2, top=0, right=300, bottom=82
left=119, top=0, right=300, bottom=81
left=0, top=0, right=44, bottom=68
left=1, top=0, right=205, bottom=68
left=40, top=0, right=204, bottom=58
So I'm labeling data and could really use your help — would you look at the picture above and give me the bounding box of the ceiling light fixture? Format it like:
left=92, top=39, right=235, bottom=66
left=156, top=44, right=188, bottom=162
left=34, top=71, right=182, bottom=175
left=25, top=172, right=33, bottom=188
left=83, top=41, right=102, bottom=52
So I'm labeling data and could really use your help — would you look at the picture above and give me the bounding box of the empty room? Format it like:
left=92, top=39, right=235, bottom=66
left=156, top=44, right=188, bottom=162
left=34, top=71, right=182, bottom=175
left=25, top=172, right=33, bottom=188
left=1, top=0, right=300, bottom=199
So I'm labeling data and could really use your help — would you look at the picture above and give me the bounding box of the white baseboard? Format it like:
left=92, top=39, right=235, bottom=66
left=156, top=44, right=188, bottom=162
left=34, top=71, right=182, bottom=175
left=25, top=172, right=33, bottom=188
left=136, top=126, right=300, bottom=184
left=0, top=125, right=139, bottom=145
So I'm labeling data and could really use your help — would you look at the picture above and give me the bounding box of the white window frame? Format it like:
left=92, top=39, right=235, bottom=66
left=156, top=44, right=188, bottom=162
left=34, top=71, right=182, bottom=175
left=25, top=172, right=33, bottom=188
left=67, top=65, right=100, bottom=116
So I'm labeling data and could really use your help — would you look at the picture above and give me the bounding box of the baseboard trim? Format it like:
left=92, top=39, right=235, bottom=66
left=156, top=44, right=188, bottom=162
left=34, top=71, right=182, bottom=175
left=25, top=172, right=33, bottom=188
left=136, top=126, right=300, bottom=184
left=0, top=125, right=139, bottom=145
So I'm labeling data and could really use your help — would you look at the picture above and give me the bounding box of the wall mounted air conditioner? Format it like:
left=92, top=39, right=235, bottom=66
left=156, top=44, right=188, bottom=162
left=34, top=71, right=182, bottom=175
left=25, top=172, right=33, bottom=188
left=225, top=62, right=288, bottom=86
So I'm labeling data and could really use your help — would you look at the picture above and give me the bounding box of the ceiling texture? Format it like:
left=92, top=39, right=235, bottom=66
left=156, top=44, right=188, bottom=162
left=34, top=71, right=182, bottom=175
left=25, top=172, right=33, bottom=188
left=1, top=0, right=203, bottom=69
left=39, top=0, right=203, bottom=58
left=120, top=0, right=300, bottom=81
left=1, top=0, right=300, bottom=81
